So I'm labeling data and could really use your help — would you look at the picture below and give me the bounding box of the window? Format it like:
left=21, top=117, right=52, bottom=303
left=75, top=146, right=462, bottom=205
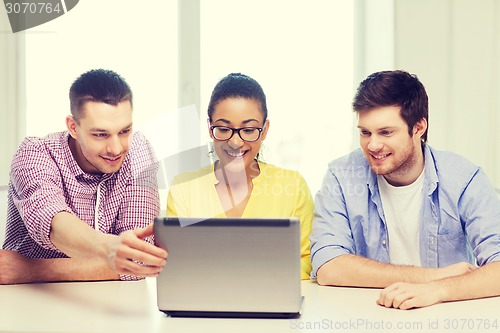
left=200, top=0, right=354, bottom=193
left=24, top=0, right=178, bottom=137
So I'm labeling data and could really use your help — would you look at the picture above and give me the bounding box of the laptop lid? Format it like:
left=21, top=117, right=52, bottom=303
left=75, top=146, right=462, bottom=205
left=154, top=217, right=302, bottom=318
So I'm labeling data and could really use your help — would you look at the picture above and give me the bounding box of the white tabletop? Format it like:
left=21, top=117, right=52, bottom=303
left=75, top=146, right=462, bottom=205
left=2, top=279, right=499, bottom=333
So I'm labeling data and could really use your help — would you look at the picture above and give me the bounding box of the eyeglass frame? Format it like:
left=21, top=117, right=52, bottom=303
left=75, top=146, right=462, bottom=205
left=209, top=124, right=266, bottom=142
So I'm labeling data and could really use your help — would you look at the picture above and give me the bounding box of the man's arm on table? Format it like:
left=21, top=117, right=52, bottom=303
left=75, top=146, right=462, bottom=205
left=0, top=214, right=167, bottom=284
left=50, top=212, right=167, bottom=277
left=375, top=169, right=500, bottom=309
left=316, top=254, right=475, bottom=288
left=378, top=261, right=500, bottom=310
left=0, top=250, right=118, bottom=284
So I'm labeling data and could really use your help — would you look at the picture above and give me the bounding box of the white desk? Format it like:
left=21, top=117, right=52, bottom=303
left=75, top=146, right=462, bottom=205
left=2, top=279, right=499, bottom=333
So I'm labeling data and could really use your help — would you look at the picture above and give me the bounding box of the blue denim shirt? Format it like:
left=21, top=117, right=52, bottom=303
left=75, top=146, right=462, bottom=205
left=310, top=144, right=500, bottom=278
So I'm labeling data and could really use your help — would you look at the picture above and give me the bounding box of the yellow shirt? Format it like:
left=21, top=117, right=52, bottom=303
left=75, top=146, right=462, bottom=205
left=167, top=161, right=313, bottom=279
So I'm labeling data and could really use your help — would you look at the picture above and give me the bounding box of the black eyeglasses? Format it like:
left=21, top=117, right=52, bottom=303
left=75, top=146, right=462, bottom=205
left=210, top=126, right=264, bottom=142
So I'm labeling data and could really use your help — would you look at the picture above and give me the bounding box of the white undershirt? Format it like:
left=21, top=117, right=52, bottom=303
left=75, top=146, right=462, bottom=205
left=377, top=169, right=425, bottom=266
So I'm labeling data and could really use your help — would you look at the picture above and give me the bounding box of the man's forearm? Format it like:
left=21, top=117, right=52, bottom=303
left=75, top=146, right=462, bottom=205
left=0, top=250, right=120, bottom=285
left=49, top=211, right=112, bottom=260
left=316, top=254, right=473, bottom=288
left=376, top=261, right=500, bottom=310
left=31, top=257, right=120, bottom=283
left=438, top=261, right=500, bottom=303
left=49, top=214, right=166, bottom=277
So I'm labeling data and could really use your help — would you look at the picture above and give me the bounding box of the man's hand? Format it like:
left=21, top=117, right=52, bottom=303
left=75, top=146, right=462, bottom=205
left=51, top=213, right=168, bottom=279
left=377, top=262, right=476, bottom=310
left=0, top=250, right=37, bottom=284
left=105, top=223, right=167, bottom=277
left=433, top=261, right=476, bottom=280
left=377, top=281, right=447, bottom=310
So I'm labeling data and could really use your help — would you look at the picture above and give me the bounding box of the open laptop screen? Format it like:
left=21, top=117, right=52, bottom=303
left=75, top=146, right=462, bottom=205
left=154, top=217, right=302, bottom=318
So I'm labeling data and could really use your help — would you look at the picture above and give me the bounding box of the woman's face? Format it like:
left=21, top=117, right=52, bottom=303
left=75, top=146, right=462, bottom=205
left=209, top=97, right=269, bottom=174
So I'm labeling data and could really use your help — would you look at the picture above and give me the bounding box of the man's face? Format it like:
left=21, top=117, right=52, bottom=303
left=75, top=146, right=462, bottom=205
left=66, top=100, right=133, bottom=174
left=357, top=106, right=426, bottom=186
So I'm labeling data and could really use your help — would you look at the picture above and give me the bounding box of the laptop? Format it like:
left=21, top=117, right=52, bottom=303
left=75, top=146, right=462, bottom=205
left=154, top=217, right=303, bottom=318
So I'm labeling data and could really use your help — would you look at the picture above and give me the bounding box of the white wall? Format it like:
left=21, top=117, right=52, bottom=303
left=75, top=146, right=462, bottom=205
left=394, top=0, right=500, bottom=187
left=0, top=11, right=25, bottom=187
left=355, top=0, right=500, bottom=188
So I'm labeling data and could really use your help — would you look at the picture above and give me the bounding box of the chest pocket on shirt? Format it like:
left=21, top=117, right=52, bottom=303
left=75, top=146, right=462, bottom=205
left=438, top=206, right=467, bottom=252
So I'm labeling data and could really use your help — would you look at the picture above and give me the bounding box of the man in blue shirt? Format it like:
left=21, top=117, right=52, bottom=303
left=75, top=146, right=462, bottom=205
left=310, top=70, right=500, bottom=309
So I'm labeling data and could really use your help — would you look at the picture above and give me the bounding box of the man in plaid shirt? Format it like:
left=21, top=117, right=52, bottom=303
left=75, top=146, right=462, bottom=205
left=1, top=69, right=167, bottom=283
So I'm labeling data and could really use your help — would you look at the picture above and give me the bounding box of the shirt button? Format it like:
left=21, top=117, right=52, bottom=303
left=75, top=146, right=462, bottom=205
left=382, top=240, right=387, bottom=246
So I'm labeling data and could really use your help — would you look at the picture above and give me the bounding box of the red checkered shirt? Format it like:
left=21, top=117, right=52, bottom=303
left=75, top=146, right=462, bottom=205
left=3, top=131, right=160, bottom=280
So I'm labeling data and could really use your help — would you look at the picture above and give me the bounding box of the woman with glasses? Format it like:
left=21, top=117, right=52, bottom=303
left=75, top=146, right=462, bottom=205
left=166, top=73, right=313, bottom=279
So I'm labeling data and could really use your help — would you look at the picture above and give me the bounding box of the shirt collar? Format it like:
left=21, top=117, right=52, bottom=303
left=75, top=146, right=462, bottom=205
left=422, top=143, right=439, bottom=195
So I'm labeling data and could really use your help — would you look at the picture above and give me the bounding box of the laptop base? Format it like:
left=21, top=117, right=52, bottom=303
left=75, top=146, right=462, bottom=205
left=162, top=310, right=301, bottom=319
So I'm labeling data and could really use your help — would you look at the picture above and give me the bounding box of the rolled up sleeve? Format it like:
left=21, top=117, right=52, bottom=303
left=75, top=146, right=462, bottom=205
left=459, top=169, right=500, bottom=266
left=310, top=169, right=355, bottom=279
left=10, top=139, right=74, bottom=252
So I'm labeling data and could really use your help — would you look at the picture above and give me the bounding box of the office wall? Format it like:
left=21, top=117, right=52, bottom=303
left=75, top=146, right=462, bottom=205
left=0, top=12, right=25, bottom=187
left=394, top=0, right=500, bottom=187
